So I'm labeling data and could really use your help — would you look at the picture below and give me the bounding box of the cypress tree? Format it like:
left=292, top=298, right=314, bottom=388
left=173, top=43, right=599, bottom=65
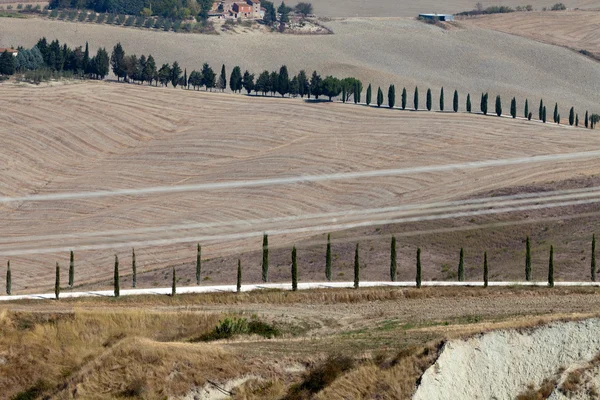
left=291, top=246, right=298, bottom=291
left=539, top=99, right=544, bottom=121
left=543, top=106, right=547, bottom=123
left=68, top=250, right=74, bottom=288
left=342, top=85, right=346, bottom=103
left=262, top=234, right=269, bottom=282
left=414, top=87, right=419, bottom=110
left=495, top=95, right=502, bottom=117
left=466, top=93, right=471, bottom=113
left=585, top=111, right=589, bottom=128
left=439, top=87, right=444, bottom=111
left=524, top=99, right=529, bottom=119
left=55, top=262, right=60, bottom=300
left=353, top=81, right=359, bottom=104
left=388, top=84, right=395, bottom=108
left=6, top=261, right=10, bottom=296
left=592, top=234, right=596, bottom=282
left=354, top=243, right=359, bottom=289
left=548, top=245, right=554, bottom=288
left=401, top=87, right=407, bottom=110
left=458, top=248, right=464, bottom=282
left=219, top=64, right=226, bottom=92
left=569, top=107, right=575, bottom=126
left=114, top=255, right=120, bottom=297
left=172, top=267, right=176, bottom=296
left=416, top=248, right=422, bottom=288
left=482, top=93, right=488, bottom=115
left=237, top=259, right=242, bottom=293
left=553, top=103, right=558, bottom=124
left=483, top=252, right=489, bottom=288
left=426, top=88, right=432, bottom=111
left=576, top=114, right=579, bottom=127
left=377, top=87, right=383, bottom=107
left=526, top=236, right=532, bottom=281
left=196, top=243, right=201, bottom=285
left=453, top=90, right=458, bottom=113
left=325, top=233, right=332, bottom=281
left=528, top=112, right=532, bottom=121
left=366, top=84, right=372, bottom=106
left=183, top=69, right=188, bottom=89
left=510, top=97, right=516, bottom=118
left=132, top=248, right=137, bottom=288
left=390, top=236, right=397, bottom=282
left=557, top=114, right=560, bottom=125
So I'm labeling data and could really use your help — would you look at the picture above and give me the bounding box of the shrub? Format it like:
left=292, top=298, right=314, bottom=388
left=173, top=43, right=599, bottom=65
left=77, top=11, right=86, bottom=21
left=96, top=13, right=106, bottom=23
left=116, top=14, right=126, bottom=24
left=135, top=15, right=145, bottom=26
left=197, top=317, right=280, bottom=341
left=16, top=3, right=23, bottom=9
left=144, top=17, right=153, bottom=28
left=284, top=355, right=354, bottom=399
left=124, top=15, right=135, bottom=26
left=49, top=9, right=58, bottom=18
left=551, top=3, right=566, bottom=10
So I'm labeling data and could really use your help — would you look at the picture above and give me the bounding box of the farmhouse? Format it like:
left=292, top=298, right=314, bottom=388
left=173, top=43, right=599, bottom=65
left=212, top=0, right=262, bottom=19
left=0, top=48, right=18, bottom=57
left=419, top=13, right=454, bottom=22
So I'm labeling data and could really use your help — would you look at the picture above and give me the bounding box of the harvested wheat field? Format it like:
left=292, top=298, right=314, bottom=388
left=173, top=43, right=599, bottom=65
left=2, top=16, right=600, bottom=113
left=463, top=10, right=600, bottom=58
left=0, top=81, right=600, bottom=293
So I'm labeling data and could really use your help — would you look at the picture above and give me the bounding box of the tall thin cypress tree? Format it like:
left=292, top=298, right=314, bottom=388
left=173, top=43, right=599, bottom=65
left=539, top=99, right=544, bottom=121
left=585, top=111, right=589, bottom=128
left=524, top=99, right=529, bottom=119
left=453, top=90, right=458, bottom=113
left=6, top=261, right=10, bottom=296
left=466, top=93, right=471, bottom=113
left=458, top=248, right=464, bottom=282
left=426, top=88, right=432, bottom=111
left=132, top=248, right=137, bottom=288
left=553, top=103, right=558, bottom=124
left=237, top=259, right=242, bottom=293
left=548, top=245, right=554, bottom=288
left=377, top=86, right=383, bottom=107
left=291, top=246, right=298, bottom=291
left=366, top=84, right=372, bottom=106
left=325, top=233, right=332, bottom=281
left=401, top=87, right=407, bottom=110
left=390, top=236, right=397, bottom=282
left=55, top=262, right=60, bottom=300
left=543, top=106, right=547, bottom=123
left=414, top=86, right=419, bottom=110
left=114, top=255, right=120, bottom=297
left=569, top=107, right=575, bottom=126
left=416, top=248, right=422, bottom=288
left=592, top=234, right=596, bottom=282
left=172, top=267, right=176, bottom=296
left=525, top=236, right=532, bottom=281
left=510, top=97, right=516, bottom=118
left=354, top=243, right=360, bottom=289
left=196, top=243, right=201, bottom=285
left=576, top=114, right=579, bottom=127
left=495, top=95, right=502, bottom=117
left=388, top=84, right=395, bottom=108
left=353, top=81, right=359, bottom=104
left=68, top=250, right=74, bottom=288
left=483, top=252, right=489, bottom=288
left=262, top=234, right=269, bottom=282
left=482, top=93, right=488, bottom=115
left=439, top=87, right=444, bottom=111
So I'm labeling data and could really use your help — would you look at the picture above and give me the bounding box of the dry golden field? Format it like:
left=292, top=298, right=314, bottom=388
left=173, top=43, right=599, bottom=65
left=1, top=81, right=600, bottom=293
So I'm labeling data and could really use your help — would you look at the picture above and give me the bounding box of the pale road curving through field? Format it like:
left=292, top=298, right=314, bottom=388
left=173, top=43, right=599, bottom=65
left=1, top=281, right=599, bottom=302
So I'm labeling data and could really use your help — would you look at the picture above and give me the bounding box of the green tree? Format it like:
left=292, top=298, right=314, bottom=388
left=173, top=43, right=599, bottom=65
left=354, top=243, right=360, bottom=289
left=376, top=86, right=383, bottom=107
left=543, top=106, right=547, bottom=123
left=539, top=99, right=544, bottom=121
left=218, top=64, right=226, bottom=91
left=495, top=95, right=502, bottom=117
left=390, top=236, right=397, bottom=282
left=453, top=90, right=458, bottom=113
left=439, top=87, right=444, bottom=111
left=201, top=63, right=216, bottom=91
left=526, top=236, right=532, bottom=281
left=196, top=243, right=201, bottom=285
left=325, top=233, right=332, bottom=281
left=297, top=70, right=309, bottom=98
left=55, top=262, right=60, bottom=300
left=510, top=97, right=516, bottom=118
left=83, top=41, right=90, bottom=74
left=483, top=252, right=489, bottom=288
left=401, top=87, right=407, bottom=110
left=388, top=84, right=395, bottom=108
left=416, top=248, right=422, bottom=288
left=466, top=93, right=471, bottom=113
left=5, top=261, right=10, bottom=296
left=548, top=245, right=554, bottom=288
left=353, top=81, right=360, bottom=104
left=585, top=111, right=589, bottom=128
left=553, top=103, right=558, bottom=123
left=132, top=248, right=137, bottom=288
left=309, top=70, right=321, bottom=99
left=277, top=65, right=289, bottom=97
left=321, top=76, right=341, bottom=101
left=262, top=234, right=269, bottom=282
left=458, top=248, right=464, bottom=282
left=414, top=87, right=419, bottom=110
left=172, top=267, right=176, bottom=296
left=237, top=260, right=242, bottom=293
left=592, top=234, right=596, bottom=282
left=242, top=70, right=254, bottom=94
left=576, top=114, right=579, bottom=127
left=426, top=88, right=432, bottom=111
left=170, top=61, right=182, bottom=88
left=143, top=54, right=156, bottom=85
left=182, top=68, right=188, bottom=89
left=110, top=42, right=126, bottom=81
left=114, top=255, right=120, bottom=297
left=294, top=2, right=312, bottom=16
left=481, top=93, right=488, bottom=115
left=569, top=107, right=575, bottom=126
left=366, top=84, right=372, bottom=106
left=524, top=99, right=529, bottom=119
left=68, top=250, right=74, bottom=288
left=291, top=246, right=298, bottom=291
left=342, top=85, right=346, bottom=103
left=230, top=66, right=242, bottom=93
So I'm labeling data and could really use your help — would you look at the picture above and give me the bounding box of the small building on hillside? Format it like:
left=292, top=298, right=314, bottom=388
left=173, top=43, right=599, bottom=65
left=0, top=48, right=18, bottom=57
left=232, top=2, right=253, bottom=18
left=418, top=13, right=454, bottom=22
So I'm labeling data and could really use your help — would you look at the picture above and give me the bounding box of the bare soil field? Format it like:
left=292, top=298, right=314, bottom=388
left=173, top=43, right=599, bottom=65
left=1, top=82, right=600, bottom=293
left=1, top=16, right=600, bottom=113
left=463, top=10, right=600, bottom=58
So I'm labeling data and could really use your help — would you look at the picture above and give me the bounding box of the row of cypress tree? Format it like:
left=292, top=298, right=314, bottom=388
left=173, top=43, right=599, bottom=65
left=5, top=233, right=597, bottom=297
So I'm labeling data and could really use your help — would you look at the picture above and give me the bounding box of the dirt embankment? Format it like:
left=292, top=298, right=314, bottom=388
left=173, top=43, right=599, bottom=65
left=414, top=318, right=600, bottom=399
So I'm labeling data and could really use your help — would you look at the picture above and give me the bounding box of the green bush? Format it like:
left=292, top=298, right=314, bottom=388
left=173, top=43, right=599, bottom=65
left=16, top=3, right=23, bottom=9
left=116, top=14, right=126, bottom=24
left=124, top=15, right=135, bottom=26
left=197, top=317, right=280, bottom=341
left=551, top=3, right=566, bottom=10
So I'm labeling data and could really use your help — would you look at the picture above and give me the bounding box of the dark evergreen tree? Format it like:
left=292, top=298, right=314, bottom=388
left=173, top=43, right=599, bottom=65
left=83, top=41, right=90, bottom=74
left=325, top=233, right=332, bottom=281
left=539, top=99, right=544, bottom=121
left=388, top=84, right=395, bottom=108
left=291, top=246, right=298, bottom=291
left=524, top=99, right=529, bottom=119
left=453, top=90, right=458, bottom=113
left=132, top=248, right=137, bottom=288
left=426, top=88, right=432, bottom=111
left=366, top=84, right=372, bottom=106
left=458, top=248, right=464, bottom=282
left=481, top=93, right=488, bottom=115
left=528, top=112, right=532, bottom=120
left=548, top=245, right=554, bottom=288
left=354, top=243, right=360, bottom=289
left=543, top=106, right=547, bottom=123
left=553, top=103, right=558, bottom=124
left=110, top=42, right=126, bottom=81
left=229, top=66, right=242, bottom=93
left=170, top=61, right=182, bottom=88
left=201, top=63, right=216, bottom=91
left=576, top=114, right=579, bottom=127
left=182, top=68, right=188, bottom=88
left=309, top=70, right=321, bottom=99
left=237, top=259, right=242, bottom=293
left=262, top=234, right=269, bottom=282
left=510, top=97, right=516, bottom=118
left=585, top=111, right=589, bottom=128
left=114, top=254, right=120, bottom=297
left=55, top=262, right=60, bottom=300
left=483, top=252, right=489, bottom=288
left=342, top=85, right=346, bottom=103
left=526, top=236, right=532, bottom=281
left=68, top=250, right=74, bottom=288
left=218, top=64, right=226, bottom=92
left=401, top=87, right=407, bottom=110
left=495, top=95, right=502, bottom=117
left=242, top=70, right=255, bottom=94
left=5, top=261, right=10, bottom=296
left=196, top=243, right=201, bottom=285
left=592, top=234, right=596, bottom=282
left=172, top=267, right=176, bottom=296
left=390, top=236, right=397, bottom=282
left=416, top=248, right=422, bottom=288
left=297, top=70, right=308, bottom=98
left=277, top=65, right=289, bottom=97
left=414, top=87, right=419, bottom=110
left=557, top=113, right=560, bottom=125
left=354, top=81, right=361, bottom=104
left=439, top=87, right=444, bottom=111
left=466, top=93, right=471, bottom=113
left=569, top=107, right=575, bottom=126
left=95, top=47, right=110, bottom=79
left=376, top=86, right=383, bottom=107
